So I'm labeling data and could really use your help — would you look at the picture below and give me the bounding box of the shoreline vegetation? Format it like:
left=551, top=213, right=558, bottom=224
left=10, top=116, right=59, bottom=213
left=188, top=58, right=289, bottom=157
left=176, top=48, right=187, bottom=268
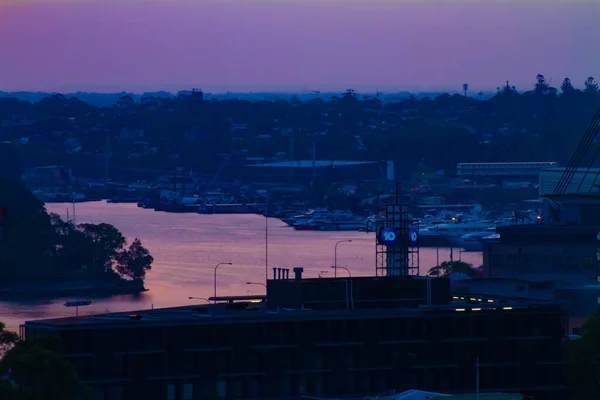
left=0, top=280, right=147, bottom=300
left=0, top=179, right=154, bottom=300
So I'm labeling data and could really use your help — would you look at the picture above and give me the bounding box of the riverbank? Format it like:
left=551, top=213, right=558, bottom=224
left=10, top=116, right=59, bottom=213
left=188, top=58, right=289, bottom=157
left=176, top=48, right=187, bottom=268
left=0, top=279, right=147, bottom=300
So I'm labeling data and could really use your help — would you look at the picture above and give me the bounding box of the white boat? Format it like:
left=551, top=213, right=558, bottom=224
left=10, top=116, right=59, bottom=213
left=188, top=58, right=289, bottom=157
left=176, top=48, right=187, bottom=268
left=319, top=216, right=366, bottom=231
left=418, top=221, right=494, bottom=247
left=449, top=230, right=497, bottom=251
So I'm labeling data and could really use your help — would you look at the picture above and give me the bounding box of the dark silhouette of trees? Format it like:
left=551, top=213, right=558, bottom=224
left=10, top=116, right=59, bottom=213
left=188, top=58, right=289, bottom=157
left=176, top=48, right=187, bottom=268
left=560, top=77, right=575, bottom=93
left=584, top=77, right=599, bottom=95
left=0, top=320, right=18, bottom=357
left=0, top=179, right=153, bottom=284
left=568, top=308, right=600, bottom=400
left=0, top=336, right=89, bottom=400
left=1, top=73, right=599, bottom=182
left=115, top=238, right=153, bottom=280
left=427, top=260, right=478, bottom=277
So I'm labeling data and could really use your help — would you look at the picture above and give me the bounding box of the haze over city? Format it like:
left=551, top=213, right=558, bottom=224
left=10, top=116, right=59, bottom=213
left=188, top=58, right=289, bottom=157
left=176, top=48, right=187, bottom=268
left=1, top=0, right=598, bottom=93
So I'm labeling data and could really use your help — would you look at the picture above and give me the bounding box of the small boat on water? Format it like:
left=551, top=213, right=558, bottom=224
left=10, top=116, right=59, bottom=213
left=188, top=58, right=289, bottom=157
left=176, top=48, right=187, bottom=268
left=64, top=299, right=92, bottom=307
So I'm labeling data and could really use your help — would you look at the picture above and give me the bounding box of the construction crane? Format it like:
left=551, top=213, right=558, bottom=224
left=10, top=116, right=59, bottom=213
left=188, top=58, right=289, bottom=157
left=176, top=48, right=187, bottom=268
left=553, top=106, right=600, bottom=195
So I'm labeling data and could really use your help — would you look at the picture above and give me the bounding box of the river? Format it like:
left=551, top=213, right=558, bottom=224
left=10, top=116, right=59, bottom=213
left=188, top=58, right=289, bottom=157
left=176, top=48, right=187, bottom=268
left=0, top=201, right=482, bottom=331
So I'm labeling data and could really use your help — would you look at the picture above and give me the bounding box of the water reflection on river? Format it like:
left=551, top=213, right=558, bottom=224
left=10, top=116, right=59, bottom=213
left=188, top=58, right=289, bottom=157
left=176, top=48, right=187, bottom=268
left=0, top=202, right=482, bottom=331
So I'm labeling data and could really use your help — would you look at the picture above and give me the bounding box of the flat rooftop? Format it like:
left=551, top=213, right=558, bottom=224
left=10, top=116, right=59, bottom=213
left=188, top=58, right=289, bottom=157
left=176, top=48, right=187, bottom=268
left=24, top=300, right=563, bottom=331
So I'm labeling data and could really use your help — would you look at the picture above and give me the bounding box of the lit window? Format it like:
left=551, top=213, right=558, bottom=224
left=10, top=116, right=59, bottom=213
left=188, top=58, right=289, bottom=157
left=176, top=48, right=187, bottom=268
left=216, top=381, right=227, bottom=399
left=167, top=384, right=175, bottom=400
left=183, top=383, right=193, bottom=400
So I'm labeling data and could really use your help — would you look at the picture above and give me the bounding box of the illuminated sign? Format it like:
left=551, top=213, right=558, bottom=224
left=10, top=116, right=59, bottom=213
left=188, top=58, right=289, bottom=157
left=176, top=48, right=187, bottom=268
left=409, top=226, right=419, bottom=246
left=378, top=227, right=400, bottom=246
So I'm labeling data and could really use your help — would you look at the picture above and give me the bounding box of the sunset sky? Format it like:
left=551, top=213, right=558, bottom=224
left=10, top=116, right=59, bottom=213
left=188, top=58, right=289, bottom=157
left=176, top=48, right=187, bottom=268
left=0, top=0, right=598, bottom=93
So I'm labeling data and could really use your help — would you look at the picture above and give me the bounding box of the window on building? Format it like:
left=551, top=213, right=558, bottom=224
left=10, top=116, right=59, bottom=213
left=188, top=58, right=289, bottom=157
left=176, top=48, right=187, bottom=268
left=521, top=255, right=533, bottom=270
left=231, top=379, right=243, bottom=399
left=246, top=378, right=260, bottom=398
left=167, top=384, right=175, bottom=400
left=359, top=373, right=372, bottom=393
left=310, top=374, right=324, bottom=395
left=583, top=256, right=594, bottom=270
left=183, top=383, right=193, bottom=400
left=113, top=355, right=124, bottom=377
left=94, top=387, right=105, bottom=400
left=296, top=375, right=308, bottom=396
left=109, top=385, right=123, bottom=400
left=280, top=377, right=292, bottom=397
left=216, top=381, right=227, bottom=399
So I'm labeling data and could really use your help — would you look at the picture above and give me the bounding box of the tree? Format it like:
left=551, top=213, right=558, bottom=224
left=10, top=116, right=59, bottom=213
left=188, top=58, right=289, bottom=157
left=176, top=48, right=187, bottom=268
left=0, top=321, right=18, bottom=357
left=115, top=238, right=154, bottom=280
left=428, top=261, right=478, bottom=278
left=0, top=180, right=153, bottom=285
left=534, top=74, right=550, bottom=94
left=560, top=77, right=575, bottom=93
left=0, top=338, right=89, bottom=400
left=0, top=179, right=56, bottom=281
left=584, top=77, right=599, bottom=94
left=78, top=223, right=126, bottom=275
left=568, top=307, right=600, bottom=400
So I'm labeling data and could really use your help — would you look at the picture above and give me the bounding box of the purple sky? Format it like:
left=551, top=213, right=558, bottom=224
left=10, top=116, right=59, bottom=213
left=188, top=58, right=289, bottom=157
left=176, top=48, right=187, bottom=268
left=1, top=0, right=599, bottom=93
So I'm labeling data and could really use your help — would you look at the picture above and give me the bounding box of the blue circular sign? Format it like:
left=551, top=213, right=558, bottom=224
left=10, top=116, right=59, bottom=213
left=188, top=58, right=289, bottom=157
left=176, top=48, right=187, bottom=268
left=379, top=227, right=400, bottom=246
left=409, top=226, right=419, bottom=246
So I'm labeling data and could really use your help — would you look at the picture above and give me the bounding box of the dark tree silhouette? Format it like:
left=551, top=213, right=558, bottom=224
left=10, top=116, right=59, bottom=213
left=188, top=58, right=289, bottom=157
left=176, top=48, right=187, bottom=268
left=560, top=77, right=575, bottom=93
left=0, top=180, right=153, bottom=285
left=584, top=77, right=599, bottom=94
left=0, top=337, right=90, bottom=400
left=427, top=261, right=478, bottom=278
left=116, top=238, right=154, bottom=280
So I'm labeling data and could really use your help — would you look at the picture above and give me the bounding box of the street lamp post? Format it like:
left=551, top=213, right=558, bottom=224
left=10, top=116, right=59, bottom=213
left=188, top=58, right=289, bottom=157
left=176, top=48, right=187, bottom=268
left=331, top=265, right=351, bottom=277
left=187, top=297, right=212, bottom=316
left=213, top=262, right=233, bottom=304
left=334, top=239, right=352, bottom=278
left=246, top=281, right=267, bottom=289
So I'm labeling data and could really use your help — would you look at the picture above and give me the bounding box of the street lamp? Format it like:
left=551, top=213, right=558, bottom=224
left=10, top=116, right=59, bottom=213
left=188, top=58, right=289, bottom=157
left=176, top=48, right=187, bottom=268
left=331, top=265, right=351, bottom=277
left=187, top=297, right=212, bottom=316
left=334, top=239, right=352, bottom=278
left=188, top=297, right=211, bottom=303
left=246, top=281, right=267, bottom=289
left=214, top=262, right=233, bottom=304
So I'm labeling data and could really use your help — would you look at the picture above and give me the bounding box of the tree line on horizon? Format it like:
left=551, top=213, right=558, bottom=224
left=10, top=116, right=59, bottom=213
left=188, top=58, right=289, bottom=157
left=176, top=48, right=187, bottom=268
left=0, top=73, right=599, bottom=181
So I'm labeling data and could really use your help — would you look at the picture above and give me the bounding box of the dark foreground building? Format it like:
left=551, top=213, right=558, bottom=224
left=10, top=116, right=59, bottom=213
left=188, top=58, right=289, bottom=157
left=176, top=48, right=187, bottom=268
left=23, top=274, right=567, bottom=400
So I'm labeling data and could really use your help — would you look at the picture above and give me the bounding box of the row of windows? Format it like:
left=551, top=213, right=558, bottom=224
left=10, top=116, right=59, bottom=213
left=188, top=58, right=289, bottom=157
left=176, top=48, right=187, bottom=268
left=73, top=338, right=563, bottom=384
left=91, top=364, right=564, bottom=400
left=62, top=312, right=564, bottom=358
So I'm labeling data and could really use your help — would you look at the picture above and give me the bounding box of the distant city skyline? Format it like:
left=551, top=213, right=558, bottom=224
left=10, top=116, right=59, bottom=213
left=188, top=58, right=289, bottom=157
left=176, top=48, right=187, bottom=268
left=1, top=0, right=598, bottom=93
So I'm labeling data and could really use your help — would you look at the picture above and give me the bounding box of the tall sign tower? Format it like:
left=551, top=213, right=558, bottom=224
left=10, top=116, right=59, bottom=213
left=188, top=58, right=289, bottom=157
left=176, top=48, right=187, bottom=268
left=375, top=203, right=419, bottom=277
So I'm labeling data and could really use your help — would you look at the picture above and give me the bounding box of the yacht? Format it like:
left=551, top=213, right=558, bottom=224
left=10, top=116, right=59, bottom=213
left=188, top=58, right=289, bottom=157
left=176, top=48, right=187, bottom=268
left=418, top=221, right=493, bottom=247
left=282, top=208, right=328, bottom=226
